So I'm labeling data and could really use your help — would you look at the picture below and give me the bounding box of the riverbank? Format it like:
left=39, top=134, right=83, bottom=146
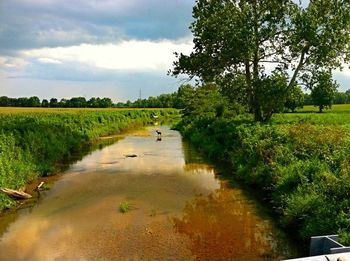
left=176, top=110, right=350, bottom=245
left=0, top=108, right=178, bottom=210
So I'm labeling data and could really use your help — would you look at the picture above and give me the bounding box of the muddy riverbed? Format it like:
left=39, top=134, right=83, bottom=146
left=0, top=126, right=299, bottom=260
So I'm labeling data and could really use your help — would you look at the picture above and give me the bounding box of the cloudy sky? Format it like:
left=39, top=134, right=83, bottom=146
left=0, top=0, right=195, bottom=101
left=0, top=0, right=349, bottom=102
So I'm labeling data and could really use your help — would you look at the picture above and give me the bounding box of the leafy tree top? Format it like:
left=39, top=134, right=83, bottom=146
left=171, top=0, right=350, bottom=121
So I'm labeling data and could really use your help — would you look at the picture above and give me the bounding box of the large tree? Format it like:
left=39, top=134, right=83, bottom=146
left=171, top=0, right=350, bottom=121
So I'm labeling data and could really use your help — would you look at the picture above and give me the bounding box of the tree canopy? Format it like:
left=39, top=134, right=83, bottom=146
left=0, top=96, right=114, bottom=108
left=171, top=0, right=350, bottom=121
left=311, top=71, right=338, bottom=112
left=284, top=85, right=304, bottom=112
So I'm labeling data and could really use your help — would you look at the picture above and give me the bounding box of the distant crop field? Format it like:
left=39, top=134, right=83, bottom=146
left=298, top=104, right=350, bottom=113
left=269, top=104, right=350, bottom=126
left=0, top=107, right=169, bottom=114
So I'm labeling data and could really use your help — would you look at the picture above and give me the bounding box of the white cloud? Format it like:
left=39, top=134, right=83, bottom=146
left=0, top=56, right=28, bottom=69
left=335, top=67, right=350, bottom=77
left=23, top=38, right=193, bottom=72
left=37, top=57, right=62, bottom=64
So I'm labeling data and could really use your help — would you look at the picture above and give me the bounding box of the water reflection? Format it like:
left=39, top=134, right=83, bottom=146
left=172, top=184, right=291, bottom=260
left=0, top=126, right=297, bottom=260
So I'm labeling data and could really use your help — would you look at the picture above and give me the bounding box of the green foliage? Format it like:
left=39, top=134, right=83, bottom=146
left=170, top=0, right=350, bottom=245
left=173, top=84, right=195, bottom=109
left=116, top=93, right=178, bottom=108
left=49, top=98, right=58, bottom=107
left=310, top=71, right=338, bottom=112
left=0, top=133, right=37, bottom=189
left=0, top=96, right=114, bottom=108
left=177, top=83, right=243, bottom=130
left=0, top=109, right=178, bottom=210
left=172, top=0, right=350, bottom=121
left=334, top=90, right=350, bottom=104
left=41, top=99, right=49, bottom=108
left=255, top=72, right=289, bottom=118
left=119, top=202, right=130, bottom=213
left=285, top=86, right=304, bottom=112
left=115, top=84, right=201, bottom=109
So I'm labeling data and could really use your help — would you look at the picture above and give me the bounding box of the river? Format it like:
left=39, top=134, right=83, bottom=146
left=0, top=126, right=299, bottom=260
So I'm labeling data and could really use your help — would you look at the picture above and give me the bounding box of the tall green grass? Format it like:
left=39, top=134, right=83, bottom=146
left=0, top=108, right=178, bottom=210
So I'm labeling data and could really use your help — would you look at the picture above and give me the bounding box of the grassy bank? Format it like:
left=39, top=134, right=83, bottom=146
left=177, top=104, right=350, bottom=244
left=0, top=108, right=178, bottom=210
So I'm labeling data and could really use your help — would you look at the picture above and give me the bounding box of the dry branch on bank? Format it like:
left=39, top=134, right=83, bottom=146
left=0, top=188, right=32, bottom=199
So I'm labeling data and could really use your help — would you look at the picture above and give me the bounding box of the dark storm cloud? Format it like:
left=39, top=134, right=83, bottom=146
left=0, top=0, right=194, bottom=54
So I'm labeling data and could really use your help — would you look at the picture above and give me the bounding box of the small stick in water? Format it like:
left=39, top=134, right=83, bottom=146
left=37, top=182, right=45, bottom=190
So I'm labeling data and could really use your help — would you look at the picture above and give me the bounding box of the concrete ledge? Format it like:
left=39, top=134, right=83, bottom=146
left=284, top=235, right=350, bottom=261
left=310, top=235, right=344, bottom=256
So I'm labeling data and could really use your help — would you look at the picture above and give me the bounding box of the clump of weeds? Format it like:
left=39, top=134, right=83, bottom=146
left=119, top=202, right=130, bottom=213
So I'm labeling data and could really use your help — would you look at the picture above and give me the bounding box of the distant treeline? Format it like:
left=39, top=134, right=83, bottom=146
left=0, top=96, right=113, bottom=108
left=304, top=90, right=350, bottom=105
left=116, top=86, right=350, bottom=111
left=115, top=86, right=196, bottom=109
left=115, top=93, right=179, bottom=108
left=0, top=93, right=180, bottom=108
left=2, top=87, right=350, bottom=109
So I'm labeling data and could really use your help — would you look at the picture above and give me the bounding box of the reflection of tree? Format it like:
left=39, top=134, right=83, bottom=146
left=172, top=187, right=289, bottom=260
left=182, top=140, right=217, bottom=175
left=183, top=163, right=215, bottom=174
left=182, top=140, right=206, bottom=165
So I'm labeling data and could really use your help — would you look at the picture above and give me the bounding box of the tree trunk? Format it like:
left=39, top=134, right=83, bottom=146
left=287, top=47, right=308, bottom=90
left=251, top=0, right=266, bottom=122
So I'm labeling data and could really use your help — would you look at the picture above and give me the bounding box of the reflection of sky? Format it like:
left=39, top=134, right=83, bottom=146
left=68, top=126, right=220, bottom=195
left=70, top=127, right=183, bottom=171
left=70, top=127, right=211, bottom=176
left=0, top=126, right=296, bottom=260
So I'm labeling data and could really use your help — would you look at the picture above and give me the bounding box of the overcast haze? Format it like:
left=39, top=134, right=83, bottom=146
left=0, top=0, right=349, bottom=102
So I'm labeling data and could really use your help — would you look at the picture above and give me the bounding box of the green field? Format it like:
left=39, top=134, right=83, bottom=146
left=0, top=108, right=178, bottom=210
left=268, top=104, right=350, bottom=126
left=299, top=104, right=350, bottom=113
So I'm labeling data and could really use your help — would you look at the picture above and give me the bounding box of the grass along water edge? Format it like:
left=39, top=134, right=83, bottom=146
left=0, top=108, right=179, bottom=210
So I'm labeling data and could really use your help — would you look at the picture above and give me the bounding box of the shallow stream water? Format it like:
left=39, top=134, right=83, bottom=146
left=0, top=126, right=298, bottom=260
